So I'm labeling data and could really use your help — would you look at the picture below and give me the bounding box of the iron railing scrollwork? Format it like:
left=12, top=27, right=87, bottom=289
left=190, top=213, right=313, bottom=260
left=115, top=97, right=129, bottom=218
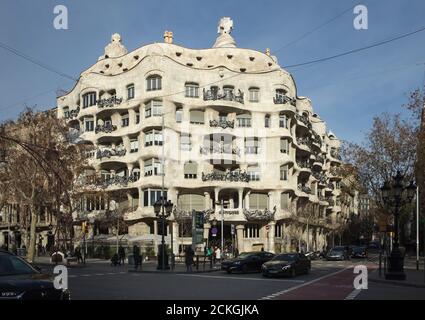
left=243, top=206, right=276, bottom=221
left=96, top=96, right=123, bottom=108
left=201, top=170, right=250, bottom=182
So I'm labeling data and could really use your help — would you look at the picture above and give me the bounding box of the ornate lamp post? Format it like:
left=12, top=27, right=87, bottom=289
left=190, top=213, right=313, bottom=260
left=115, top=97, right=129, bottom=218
left=153, top=198, right=173, bottom=270
left=380, top=171, right=416, bottom=280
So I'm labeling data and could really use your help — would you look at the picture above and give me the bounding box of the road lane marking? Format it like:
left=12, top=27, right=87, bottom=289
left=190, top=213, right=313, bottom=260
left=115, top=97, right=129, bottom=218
left=176, top=274, right=305, bottom=283
left=345, top=289, right=361, bottom=300
left=258, top=267, right=351, bottom=300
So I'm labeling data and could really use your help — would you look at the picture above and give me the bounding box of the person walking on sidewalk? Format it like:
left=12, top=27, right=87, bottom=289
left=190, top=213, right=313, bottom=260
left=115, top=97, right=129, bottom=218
left=185, top=246, right=194, bottom=272
left=118, top=245, right=126, bottom=266
left=215, top=247, right=221, bottom=264
left=133, top=245, right=141, bottom=271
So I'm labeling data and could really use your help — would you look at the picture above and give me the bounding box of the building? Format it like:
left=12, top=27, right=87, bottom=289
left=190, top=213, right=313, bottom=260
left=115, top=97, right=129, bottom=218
left=56, top=17, right=348, bottom=255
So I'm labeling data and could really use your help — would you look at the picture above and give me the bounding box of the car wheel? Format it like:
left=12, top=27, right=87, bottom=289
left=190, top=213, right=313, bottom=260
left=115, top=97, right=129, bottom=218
left=291, top=267, right=296, bottom=278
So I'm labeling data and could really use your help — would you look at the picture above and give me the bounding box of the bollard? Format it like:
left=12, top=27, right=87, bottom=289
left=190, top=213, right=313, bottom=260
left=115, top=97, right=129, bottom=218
left=196, top=256, right=199, bottom=271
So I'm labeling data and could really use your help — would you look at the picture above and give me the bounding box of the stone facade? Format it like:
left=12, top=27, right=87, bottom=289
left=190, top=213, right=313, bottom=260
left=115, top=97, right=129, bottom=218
left=56, top=17, right=351, bottom=255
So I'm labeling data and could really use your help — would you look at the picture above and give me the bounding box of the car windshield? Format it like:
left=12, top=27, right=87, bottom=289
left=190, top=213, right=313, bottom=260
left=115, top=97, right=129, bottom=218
left=333, top=247, right=345, bottom=251
left=272, top=254, right=297, bottom=262
left=330, top=250, right=342, bottom=254
left=237, top=253, right=255, bottom=259
left=353, top=247, right=365, bottom=252
left=0, top=254, right=37, bottom=276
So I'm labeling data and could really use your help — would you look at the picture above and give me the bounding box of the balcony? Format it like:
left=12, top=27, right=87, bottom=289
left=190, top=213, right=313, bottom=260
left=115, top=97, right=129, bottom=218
left=295, top=114, right=312, bottom=129
left=209, top=119, right=235, bottom=129
left=296, top=159, right=310, bottom=169
left=311, top=132, right=322, bottom=147
left=273, top=94, right=296, bottom=106
left=64, top=107, right=80, bottom=120
left=200, top=145, right=241, bottom=157
left=173, top=207, right=214, bottom=221
left=330, top=149, right=342, bottom=160
left=101, top=175, right=137, bottom=187
left=201, top=170, right=249, bottom=182
left=297, top=184, right=312, bottom=194
left=326, top=198, right=335, bottom=206
left=203, top=88, right=244, bottom=104
left=95, top=122, right=117, bottom=134
left=312, top=171, right=327, bottom=184
left=243, top=206, right=276, bottom=221
left=96, top=96, right=123, bottom=108
left=96, top=146, right=126, bottom=159
left=296, top=137, right=312, bottom=149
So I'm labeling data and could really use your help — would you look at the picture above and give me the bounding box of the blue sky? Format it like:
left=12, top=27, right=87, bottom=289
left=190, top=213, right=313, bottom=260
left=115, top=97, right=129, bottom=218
left=1, top=0, right=424, bottom=143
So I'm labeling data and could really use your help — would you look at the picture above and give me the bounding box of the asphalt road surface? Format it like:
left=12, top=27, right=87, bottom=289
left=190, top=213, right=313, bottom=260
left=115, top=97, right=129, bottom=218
left=36, top=258, right=425, bottom=300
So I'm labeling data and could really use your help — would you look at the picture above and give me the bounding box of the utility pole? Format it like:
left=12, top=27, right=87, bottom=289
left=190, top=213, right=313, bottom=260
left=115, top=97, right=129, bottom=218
left=417, top=186, right=420, bottom=270
left=161, top=111, right=165, bottom=271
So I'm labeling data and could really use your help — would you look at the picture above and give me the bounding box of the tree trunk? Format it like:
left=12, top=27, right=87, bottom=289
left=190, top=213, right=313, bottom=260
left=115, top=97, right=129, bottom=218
left=27, top=204, right=38, bottom=263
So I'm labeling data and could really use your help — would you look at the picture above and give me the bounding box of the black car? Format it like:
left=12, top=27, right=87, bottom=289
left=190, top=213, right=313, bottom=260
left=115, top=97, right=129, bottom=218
left=262, top=253, right=311, bottom=277
left=0, top=250, right=70, bottom=300
left=351, top=246, right=368, bottom=259
left=221, top=251, right=274, bottom=273
left=326, top=246, right=350, bottom=261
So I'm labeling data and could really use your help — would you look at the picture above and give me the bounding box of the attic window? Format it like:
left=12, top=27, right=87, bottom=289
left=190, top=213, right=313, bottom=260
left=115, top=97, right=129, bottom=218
left=105, top=64, right=109, bottom=69
left=268, top=62, right=273, bottom=67
left=118, top=63, right=123, bottom=67
left=134, top=55, right=139, bottom=60
left=249, top=57, right=255, bottom=61
left=123, top=68, right=128, bottom=72
left=186, top=63, right=193, bottom=67
left=176, top=52, right=182, bottom=57
left=207, top=65, right=214, bottom=68
left=227, top=55, right=233, bottom=59
left=100, top=71, right=104, bottom=74
left=196, top=56, right=202, bottom=61
left=105, top=55, right=109, bottom=58
left=240, top=68, right=246, bottom=72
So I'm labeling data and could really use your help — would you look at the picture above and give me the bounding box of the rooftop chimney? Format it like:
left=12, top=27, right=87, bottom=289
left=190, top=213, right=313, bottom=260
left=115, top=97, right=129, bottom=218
left=164, top=31, right=173, bottom=44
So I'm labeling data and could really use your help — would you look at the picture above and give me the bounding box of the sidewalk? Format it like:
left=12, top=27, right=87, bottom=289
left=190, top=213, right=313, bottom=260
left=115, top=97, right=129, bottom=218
left=32, top=256, right=106, bottom=268
left=369, top=268, right=425, bottom=288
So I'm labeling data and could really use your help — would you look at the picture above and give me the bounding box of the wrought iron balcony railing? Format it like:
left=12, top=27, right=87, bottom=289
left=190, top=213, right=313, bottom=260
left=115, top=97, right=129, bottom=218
left=296, top=159, right=310, bottom=169
left=209, top=119, right=235, bottom=129
left=243, top=206, right=276, bottom=221
left=298, top=184, right=312, bottom=194
left=96, top=147, right=126, bottom=159
left=203, top=88, right=244, bottom=104
left=312, top=171, right=327, bottom=184
left=101, top=175, right=137, bottom=187
left=273, top=95, right=296, bottom=106
left=330, top=149, right=342, bottom=160
left=64, top=107, right=80, bottom=120
left=295, top=114, right=312, bottom=129
left=96, top=96, right=123, bottom=108
left=201, top=170, right=249, bottom=182
left=95, top=122, right=117, bottom=134
left=200, top=145, right=241, bottom=156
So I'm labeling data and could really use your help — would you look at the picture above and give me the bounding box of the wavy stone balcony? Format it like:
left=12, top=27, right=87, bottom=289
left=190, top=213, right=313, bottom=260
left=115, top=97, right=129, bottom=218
left=96, top=147, right=126, bottom=160
left=203, top=88, right=244, bottom=104
left=295, top=114, right=312, bottom=130
left=95, top=122, right=117, bottom=134
left=297, top=184, right=312, bottom=195
left=64, top=107, right=80, bottom=120
left=100, top=175, right=137, bottom=188
left=200, top=145, right=241, bottom=157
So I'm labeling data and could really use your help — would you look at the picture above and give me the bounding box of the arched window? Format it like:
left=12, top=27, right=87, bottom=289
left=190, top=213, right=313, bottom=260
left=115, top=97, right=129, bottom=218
left=146, top=75, right=162, bottom=91
left=184, top=161, right=198, bottom=179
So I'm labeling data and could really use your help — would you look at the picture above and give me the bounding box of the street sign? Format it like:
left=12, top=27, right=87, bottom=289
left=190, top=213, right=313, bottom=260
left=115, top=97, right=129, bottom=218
left=211, top=227, right=218, bottom=237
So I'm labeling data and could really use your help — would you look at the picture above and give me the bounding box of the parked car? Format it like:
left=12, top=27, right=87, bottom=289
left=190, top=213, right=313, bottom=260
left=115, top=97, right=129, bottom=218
left=326, top=246, right=350, bottom=261
left=351, top=246, right=368, bottom=259
left=305, top=251, right=321, bottom=260
left=262, top=253, right=311, bottom=278
left=221, top=251, right=274, bottom=273
left=0, top=249, right=70, bottom=300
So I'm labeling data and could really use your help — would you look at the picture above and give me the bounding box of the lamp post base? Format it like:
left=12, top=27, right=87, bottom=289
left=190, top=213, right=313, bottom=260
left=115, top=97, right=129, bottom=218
left=385, top=247, right=406, bottom=281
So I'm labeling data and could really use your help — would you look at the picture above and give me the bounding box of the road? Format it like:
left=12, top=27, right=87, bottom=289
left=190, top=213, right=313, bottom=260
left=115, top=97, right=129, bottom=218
left=37, top=258, right=425, bottom=300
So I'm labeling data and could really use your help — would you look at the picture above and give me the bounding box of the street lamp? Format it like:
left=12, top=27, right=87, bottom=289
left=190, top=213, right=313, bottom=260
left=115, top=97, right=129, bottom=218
left=153, top=198, right=173, bottom=270
left=380, top=170, right=416, bottom=280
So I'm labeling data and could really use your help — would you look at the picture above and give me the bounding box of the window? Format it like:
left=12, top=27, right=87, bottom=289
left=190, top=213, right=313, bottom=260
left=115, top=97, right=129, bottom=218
left=178, top=193, right=204, bottom=210
left=244, top=224, right=260, bottom=238
left=135, top=112, right=140, bottom=124
left=143, top=189, right=167, bottom=207
left=279, top=113, right=288, bottom=128
left=247, top=166, right=260, bottom=181
left=101, top=170, right=111, bottom=182
left=184, top=162, right=198, bottom=179
left=121, top=114, right=129, bottom=127
left=249, top=193, right=268, bottom=210
left=336, top=181, right=341, bottom=189
left=82, top=92, right=96, bottom=108
left=145, top=100, right=163, bottom=118
left=144, top=158, right=162, bottom=176
left=146, top=75, right=162, bottom=91
left=237, top=114, right=251, bottom=127
left=264, top=115, right=270, bottom=128
left=130, top=139, right=139, bottom=153
left=84, top=117, right=94, bottom=132
left=275, top=223, right=282, bottom=238
left=127, top=84, right=135, bottom=100
left=245, top=137, right=260, bottom=154
left=63, top=107, right=70, bottom=119
left=132, top=168, right=140, bottom=181
left=180, top=133, right=191, bottom=151
left=145, top=129, right=163, bottom=146
left=185, top=83, right=199, bottom=98
left=223, top=86, right=234, bottom=99
left=176, top=108, right=183, bottom=123
left=276, top=88, right=287, bottom=99
left=280, top=138, right=289, bottom=154
left=249, top=87, right=259, bottom=102
left=280, top=193, right=290, bottom=210
left=190, top=110, right=204, bottom=124
left=280, top=165, right=288, bottom=181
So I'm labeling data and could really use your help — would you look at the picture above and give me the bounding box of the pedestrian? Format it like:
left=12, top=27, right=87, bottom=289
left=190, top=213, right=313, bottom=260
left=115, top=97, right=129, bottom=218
left=75, top=246, right=83, bottom=264
left=185, top=246, right=194, bottom=272
left=215, top=247, right=221, bottom=263
left=118, top=245, right=126, bottom=265
left=234, top=247, right=239, bottom=257
left=261, top=246, right=264, bottom=252
left=133, top=245, right=141, bottom=271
